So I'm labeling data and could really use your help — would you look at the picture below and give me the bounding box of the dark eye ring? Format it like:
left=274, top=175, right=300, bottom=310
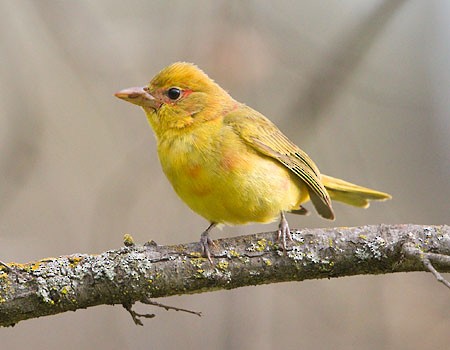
left=167, top=87, right=181, bottom=100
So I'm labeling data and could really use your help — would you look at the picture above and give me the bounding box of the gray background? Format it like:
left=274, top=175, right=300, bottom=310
left=1, top=1, right=449, bottom=349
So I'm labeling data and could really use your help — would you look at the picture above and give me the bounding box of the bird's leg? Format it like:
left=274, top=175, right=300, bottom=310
left=200, top=222, right=217, bottom=263
left=277, top=211, right=293, bottom=251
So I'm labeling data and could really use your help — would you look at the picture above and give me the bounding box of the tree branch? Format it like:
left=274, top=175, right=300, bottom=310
left=0, top=224, right=449, bottom=327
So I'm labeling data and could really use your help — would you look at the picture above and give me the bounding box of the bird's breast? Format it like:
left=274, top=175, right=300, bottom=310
left=156, top=125, right=304, bottom=224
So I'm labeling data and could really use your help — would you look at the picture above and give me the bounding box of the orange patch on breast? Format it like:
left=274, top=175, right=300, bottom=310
left=184, top=164, right=213, bottom=197
left=186, top=164, right=202, bottom=178
left=220, top=153, right=234, bottom=171
left=220, top=150, right=247, bottom=172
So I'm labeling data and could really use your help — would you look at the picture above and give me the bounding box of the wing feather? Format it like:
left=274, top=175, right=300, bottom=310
left=225, top=106, right=334, bottom=219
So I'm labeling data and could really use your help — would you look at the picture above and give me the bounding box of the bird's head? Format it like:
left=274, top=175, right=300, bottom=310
left=115, top=62, right=234, bottom=135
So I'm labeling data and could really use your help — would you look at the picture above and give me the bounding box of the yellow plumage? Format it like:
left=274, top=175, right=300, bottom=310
left=115, top=62, right=391, bottom=260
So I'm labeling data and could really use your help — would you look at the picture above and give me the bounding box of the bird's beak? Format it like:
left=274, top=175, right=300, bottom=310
left=114, top=86, right=161, bottom=109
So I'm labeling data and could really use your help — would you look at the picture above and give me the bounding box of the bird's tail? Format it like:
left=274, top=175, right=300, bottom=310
left=321, top=174, right=391, bottom=208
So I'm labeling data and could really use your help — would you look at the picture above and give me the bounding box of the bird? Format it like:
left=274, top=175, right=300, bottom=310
left=115, top=62, right=391, bottom=262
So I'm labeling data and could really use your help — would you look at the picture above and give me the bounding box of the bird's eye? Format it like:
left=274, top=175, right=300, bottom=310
left=167, top=87, right=181, bottom=100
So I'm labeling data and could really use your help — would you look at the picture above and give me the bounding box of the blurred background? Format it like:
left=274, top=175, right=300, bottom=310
left=1, top=0, right=449, bottom=349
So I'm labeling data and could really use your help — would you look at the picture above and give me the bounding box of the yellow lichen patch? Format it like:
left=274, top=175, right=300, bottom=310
left=189, top=252, right=203, bottom=258
left=0, top=272, right=12, bottom=303
left=263, top=258, right=272, bottom=267
left=148, top=272, right=161, bottom=285
left=256, top=239, right=267, bottom=252
left=8, top=262, right=37, bottom=273
left=8, top=262, right=29, bottom=271
left=68, top=256, right=83, bottom=268
left=31, top=262, right=43, bottom=271
left=9, top=257, right=56, bottom=273
left=123, top=233, right=135, bottom=247
left=173, top=244, right=187, bottom=253
left=190, top=257, right=207, bottom=270
left=216, top=261, right=229, bottom=271
left=229, top=250, right=240, bottom=257
left=359, top=234, right=367, bottom=240
left=41, top=257, right=56, bottom=262
left=61, top=286, right=70, bottom=295
left=267, top=240, right=276, bottom=248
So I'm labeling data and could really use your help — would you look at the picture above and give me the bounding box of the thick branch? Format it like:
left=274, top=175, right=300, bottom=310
left=0, top=224, right=449, bottom=327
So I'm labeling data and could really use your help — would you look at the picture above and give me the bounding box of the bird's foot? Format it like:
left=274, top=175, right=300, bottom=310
left=200, top=223, right=217, bottom=263
left=277, top=212, right=293, bottom=252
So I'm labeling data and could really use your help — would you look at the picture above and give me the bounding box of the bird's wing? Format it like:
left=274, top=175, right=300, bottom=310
left=225, top=106, right=334, bottom=220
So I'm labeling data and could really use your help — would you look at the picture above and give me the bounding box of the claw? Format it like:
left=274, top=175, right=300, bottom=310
left=277, top=211, right=293, bottom=252
left=200, top=222, right=216, bottom=263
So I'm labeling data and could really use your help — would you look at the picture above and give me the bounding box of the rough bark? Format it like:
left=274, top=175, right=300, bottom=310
left=0, top=224, right=449, bottom=327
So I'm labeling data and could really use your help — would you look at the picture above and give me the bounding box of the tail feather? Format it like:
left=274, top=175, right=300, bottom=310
left=321, top=174, right=391, bottom=208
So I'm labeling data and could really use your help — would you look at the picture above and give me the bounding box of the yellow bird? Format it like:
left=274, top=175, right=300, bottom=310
left=115, top=62, right=391, bottom=261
